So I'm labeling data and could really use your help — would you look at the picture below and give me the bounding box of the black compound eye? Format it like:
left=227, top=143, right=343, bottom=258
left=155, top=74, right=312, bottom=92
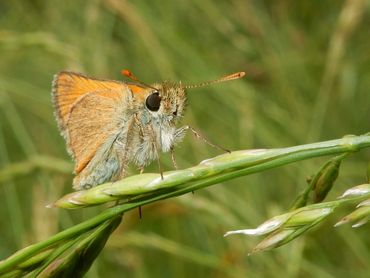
left=145, top=92, right=161, bottom=111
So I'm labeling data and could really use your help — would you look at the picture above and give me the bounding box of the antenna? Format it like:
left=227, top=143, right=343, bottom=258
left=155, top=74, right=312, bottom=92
left=184, top=71, right=245, bottom=89
left=121, top=69, right=158, bottom=91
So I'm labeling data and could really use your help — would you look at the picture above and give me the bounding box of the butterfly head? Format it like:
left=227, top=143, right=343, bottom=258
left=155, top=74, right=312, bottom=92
left=144, top=81, right=186, bottom=122
left=122, top=70, right=186, bottom=123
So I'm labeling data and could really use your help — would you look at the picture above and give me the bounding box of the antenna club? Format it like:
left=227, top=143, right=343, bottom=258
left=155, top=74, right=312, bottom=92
left=237, top=71, right=246, bottom=78
left=184, top=71, right=246, bottom=89
left=222, top=71, right=246, bottom=81
left=120, top=69, right=158, bottom=90
left=121, top=69, right=138, bottom=81
left=121, top=69, right=131, bottom=77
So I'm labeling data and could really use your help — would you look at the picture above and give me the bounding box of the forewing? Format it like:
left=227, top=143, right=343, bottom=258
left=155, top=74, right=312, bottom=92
left=51, top=71, right=132, bottom=173
left=66, top=89, right=128, bottom=173
left=52, top=71, right=127, bottom=134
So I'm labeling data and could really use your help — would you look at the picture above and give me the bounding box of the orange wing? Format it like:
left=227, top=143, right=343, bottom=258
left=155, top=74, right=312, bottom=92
left=52, top=71, right=127, bottom=133
left=66, top=90, right=126, bottom=173
left=52, top=71, right=130, bottom=173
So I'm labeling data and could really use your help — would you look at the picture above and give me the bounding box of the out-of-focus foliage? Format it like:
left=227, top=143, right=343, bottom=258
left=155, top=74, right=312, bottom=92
left=0, top=0, right=369, bottom=277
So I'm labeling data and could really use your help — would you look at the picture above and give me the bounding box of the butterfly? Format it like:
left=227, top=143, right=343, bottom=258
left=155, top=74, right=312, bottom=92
left=52, top=70, right=245, bottom=190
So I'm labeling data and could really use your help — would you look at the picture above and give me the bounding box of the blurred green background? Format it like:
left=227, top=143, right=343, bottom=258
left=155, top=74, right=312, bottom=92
left=0, top=0, right=369, bottom=277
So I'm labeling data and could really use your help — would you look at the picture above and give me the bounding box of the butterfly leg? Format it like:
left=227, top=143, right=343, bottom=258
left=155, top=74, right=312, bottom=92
left=154, top=143, right=164, bottom=179
left=183, top=125, right=231, bottom=153
left=170, top=146, right=178, bottom=169
left=148, top=125, right=164, bottom=180
left=138, top=205, right=142, bottom=219
left=133, top=114, right=155, bottom=178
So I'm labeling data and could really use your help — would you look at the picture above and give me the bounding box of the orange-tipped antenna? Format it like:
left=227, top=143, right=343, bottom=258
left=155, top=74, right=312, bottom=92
left=121, top=69, right=158, bottom=90
left=184, top=71, right=245, bottom=89
left=121, top=69, right=140, bottom=81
